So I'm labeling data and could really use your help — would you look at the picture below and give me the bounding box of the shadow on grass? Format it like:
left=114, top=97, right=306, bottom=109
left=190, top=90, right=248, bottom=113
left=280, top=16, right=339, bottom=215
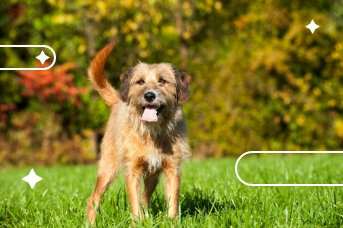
left=180, top=187, right=232, bottom=216
left=149, top=186, right=233, bottom=217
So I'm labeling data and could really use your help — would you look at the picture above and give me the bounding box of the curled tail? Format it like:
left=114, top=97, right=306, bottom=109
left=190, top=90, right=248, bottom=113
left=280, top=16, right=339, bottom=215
left=88, top=40, right=120, bottom=107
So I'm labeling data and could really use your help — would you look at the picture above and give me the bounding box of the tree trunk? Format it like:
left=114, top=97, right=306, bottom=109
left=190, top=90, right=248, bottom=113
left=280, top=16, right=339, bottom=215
left=175, top=0, right=188, bottom=70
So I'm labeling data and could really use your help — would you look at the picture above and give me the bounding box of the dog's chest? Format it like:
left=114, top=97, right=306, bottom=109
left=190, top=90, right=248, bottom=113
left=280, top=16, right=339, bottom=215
left=144, top=148, right=165, bottom=172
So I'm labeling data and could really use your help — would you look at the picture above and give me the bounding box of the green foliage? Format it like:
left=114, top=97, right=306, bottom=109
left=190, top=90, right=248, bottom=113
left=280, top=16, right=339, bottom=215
left=0, top=110, right=96, bottom=167
left=185, top=1, right=343, bottom=156
left=1, top=0, right=343, bottom=162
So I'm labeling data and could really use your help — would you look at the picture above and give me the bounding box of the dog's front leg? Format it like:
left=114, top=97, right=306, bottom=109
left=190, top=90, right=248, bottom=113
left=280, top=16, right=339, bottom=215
left=164, top=167, right=181, bottom=217
left=125, top=170, right=143, bottom=218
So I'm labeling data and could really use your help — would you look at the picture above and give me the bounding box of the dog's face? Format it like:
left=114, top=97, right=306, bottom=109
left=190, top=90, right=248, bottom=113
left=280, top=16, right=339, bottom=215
left=119, top=63, right=191, bottom=122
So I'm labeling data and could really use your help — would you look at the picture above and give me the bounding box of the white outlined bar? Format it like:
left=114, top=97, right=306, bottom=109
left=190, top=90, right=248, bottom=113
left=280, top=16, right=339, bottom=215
left=235, top=151, right=343, bottom=186
left=0, top=45, right=56, bottom=70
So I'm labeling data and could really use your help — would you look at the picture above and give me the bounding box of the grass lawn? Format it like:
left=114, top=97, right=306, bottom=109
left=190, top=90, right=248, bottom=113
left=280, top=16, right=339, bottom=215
left=1, top=154, right=343, bottom=227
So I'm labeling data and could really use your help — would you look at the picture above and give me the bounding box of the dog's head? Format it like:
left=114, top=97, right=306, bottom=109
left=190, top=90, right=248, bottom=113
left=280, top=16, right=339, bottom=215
left=119, top=63, right=191, bottom=123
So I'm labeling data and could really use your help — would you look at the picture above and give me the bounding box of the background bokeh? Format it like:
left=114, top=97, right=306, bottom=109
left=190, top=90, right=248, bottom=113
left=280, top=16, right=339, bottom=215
left=1, top=0, right=343, bottom=167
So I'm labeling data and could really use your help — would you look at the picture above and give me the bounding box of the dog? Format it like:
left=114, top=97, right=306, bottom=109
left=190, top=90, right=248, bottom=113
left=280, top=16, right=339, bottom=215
left=86, top=41, right=191, bottom=224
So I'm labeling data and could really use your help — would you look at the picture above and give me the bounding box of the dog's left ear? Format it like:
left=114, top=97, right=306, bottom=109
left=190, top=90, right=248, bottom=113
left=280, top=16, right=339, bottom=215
left=173, top=68, right=191, bottom=104
left=119, top=68, right=134, bottom=102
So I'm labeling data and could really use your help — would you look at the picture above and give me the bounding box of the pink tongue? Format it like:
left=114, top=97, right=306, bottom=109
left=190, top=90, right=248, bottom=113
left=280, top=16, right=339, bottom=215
left=141, top=107, right=158, bottom=122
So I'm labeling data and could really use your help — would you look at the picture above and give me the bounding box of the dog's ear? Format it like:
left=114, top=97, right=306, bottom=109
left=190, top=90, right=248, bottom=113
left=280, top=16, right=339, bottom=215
left=173, top=68, right=191, bottom=104
left=119, top=68, right=134, bottom=102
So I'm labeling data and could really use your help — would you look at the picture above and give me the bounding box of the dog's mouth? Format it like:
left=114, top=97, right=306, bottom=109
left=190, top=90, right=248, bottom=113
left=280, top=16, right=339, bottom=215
left=141, top=105, right=165, bottom=122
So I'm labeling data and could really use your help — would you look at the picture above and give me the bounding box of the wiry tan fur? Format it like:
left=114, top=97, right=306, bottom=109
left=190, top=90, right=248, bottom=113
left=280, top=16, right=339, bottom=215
left=86, top=41, right=191, bottom=224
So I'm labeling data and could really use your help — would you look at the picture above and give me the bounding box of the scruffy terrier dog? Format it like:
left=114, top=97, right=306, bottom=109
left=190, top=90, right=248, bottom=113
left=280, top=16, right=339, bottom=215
left=86, top=41, right=191, bottom=224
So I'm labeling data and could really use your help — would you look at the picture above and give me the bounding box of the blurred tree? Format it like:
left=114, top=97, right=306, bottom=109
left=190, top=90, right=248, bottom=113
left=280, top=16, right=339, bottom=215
left=186, top=0, right=343, bottom=156
left=1, top=0, right=343, bottom=165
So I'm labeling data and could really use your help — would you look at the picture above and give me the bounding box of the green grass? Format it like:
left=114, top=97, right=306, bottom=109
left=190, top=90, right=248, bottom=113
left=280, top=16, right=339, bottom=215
left=1, top=155, right=343, bottom=227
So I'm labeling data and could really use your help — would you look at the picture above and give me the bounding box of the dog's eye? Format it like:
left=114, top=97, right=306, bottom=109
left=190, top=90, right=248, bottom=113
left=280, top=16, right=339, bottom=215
left=158, top=78, right=166, bottom=85
left=136, top=79, right=145, bottom=85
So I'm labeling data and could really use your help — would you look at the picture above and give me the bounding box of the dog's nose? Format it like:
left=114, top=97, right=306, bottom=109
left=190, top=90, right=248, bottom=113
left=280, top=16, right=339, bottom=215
left=144, top=92, right=156, bottom=102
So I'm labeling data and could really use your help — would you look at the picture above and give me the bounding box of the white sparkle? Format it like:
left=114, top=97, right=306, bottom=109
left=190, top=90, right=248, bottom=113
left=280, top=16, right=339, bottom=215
left=22, top=168, right=43, bottom=189
left=36, top=50, right=50, bottom=64
left=306, top=20, right=320, bottom=34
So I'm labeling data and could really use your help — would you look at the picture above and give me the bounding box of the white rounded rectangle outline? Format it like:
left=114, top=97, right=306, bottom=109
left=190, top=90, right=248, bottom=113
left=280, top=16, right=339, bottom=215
left=0, top=45, right=56, bottom=70
left=235, top=151, right=343, bottom=186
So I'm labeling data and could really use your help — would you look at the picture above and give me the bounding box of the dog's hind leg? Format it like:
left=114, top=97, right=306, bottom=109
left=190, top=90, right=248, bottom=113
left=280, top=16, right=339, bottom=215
left=142, top=173, right=160, bottom=211
left=86, top=158, right=120, bottom=224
